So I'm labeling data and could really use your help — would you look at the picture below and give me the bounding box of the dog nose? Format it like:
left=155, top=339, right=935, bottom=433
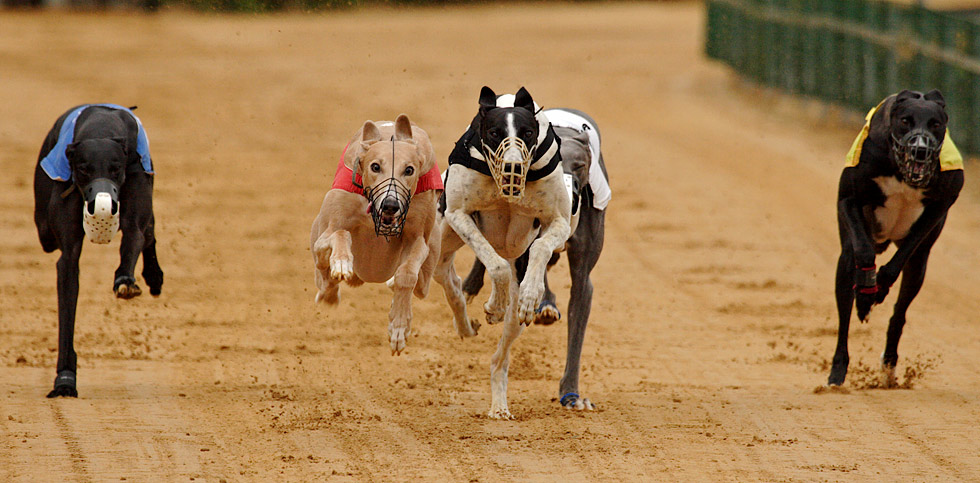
left=380, top=198, right=400, bottom=216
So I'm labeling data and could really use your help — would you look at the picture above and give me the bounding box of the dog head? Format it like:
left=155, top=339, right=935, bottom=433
left=472, top=86, right=540, bottom=200
left=65, top=138, right=127, bottom=243
left=888, top=89, right=948, bottom=188
left=356, top=114, right=425, bottom=238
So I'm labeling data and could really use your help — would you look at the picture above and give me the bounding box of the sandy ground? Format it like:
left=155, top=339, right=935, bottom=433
left=2, top=3, right=980, bottom=481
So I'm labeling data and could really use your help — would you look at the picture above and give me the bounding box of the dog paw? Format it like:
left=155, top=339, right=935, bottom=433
left=114, top=282, right=142, bottom=299
left=855, top=292, right=875, bottom=323
left=881, top=362, right=898, bottom=389
left=487, top=405, right=514, bottom=420
left=455, top=317, right=480, bottom=338
left=483, top=301, right=506, bottom=325
left=314, top=287, right=340, bottom=305
left=517, top=283, right=544, bottom=326
left=46, top=371, right=77, bottom=398
left=329, top=257, right=354, bottom=282
left=534, top=301, right=560, bottom=325
left=389, top=326, right=410, bottom=355
left=560, top=393, right=595, bottom=411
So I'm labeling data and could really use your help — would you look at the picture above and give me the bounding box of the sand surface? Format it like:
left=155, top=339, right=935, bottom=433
left=2, top=3, right=980, bottom=481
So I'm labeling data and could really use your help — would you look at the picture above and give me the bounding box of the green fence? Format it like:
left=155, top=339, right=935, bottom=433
left=705, top=0, right=980, bottom=155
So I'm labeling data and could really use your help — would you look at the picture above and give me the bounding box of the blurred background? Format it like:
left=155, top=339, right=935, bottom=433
left=706, top=0, right=980, bottom=155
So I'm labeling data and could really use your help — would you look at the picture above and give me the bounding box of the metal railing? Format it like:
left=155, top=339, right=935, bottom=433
left=706, top=0, right=980, bottom=154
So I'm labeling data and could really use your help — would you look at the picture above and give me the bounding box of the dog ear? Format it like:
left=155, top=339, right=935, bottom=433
left=479, top=86, right=497, bottom=110
left=514, top=87, right=535, bottom=113
left=479, top=86, right=498, bottom=118
left=110, top=136, right=130, bottom=157
left=65, top=142, right=79, bottom=162
left=894, top=89, right=921, bottom=104
left=393, top=114, right=415, bottom=143
left=360, top=120, right=382, bottom=151
left=924, top=89, right=946, bottom=109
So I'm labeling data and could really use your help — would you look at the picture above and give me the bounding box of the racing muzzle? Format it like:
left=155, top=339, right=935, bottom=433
left=483, top=136, right=532, bottom=201
left=891, top=130, right=941, bottom=188
left=365, top=176, right=411, bottom=240
left=81, top=178, right=120, bottom=244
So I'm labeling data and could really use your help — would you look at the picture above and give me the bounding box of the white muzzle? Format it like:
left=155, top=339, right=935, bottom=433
left=483, top=136, right=532, bottom=201
left=82, top=192, right=120, bottom=244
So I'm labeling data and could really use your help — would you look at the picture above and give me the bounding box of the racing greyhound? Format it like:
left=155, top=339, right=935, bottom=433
left=829, top=89, right=963, bottom=387
left=434, top=87, right=573, bottom=419
left=458, top=107, right=610, bottom=410
left=33, top=104, right=163, bottom=398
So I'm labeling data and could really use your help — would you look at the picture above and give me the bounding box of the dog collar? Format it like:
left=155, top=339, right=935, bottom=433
left=447, top=125, right=562, bottom=183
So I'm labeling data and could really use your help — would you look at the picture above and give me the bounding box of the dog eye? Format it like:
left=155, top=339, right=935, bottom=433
left=901, top=117, right=912, bottom=126
left=929, top=120, right=941, bottom=130
left=404, top=166, right=415, bottom=176
left=370, top=163, right=381, bottom=173
left=522, top=129, right=534, bottom=139
left=488, top=129, right=500, bottom=140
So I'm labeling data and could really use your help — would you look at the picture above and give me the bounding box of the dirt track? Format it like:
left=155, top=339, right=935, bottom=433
left=2, top=3, right=980, bottom=481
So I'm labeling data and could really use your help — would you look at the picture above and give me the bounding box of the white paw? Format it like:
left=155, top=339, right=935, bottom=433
left=389, top=326, right=410, bottom=355
left=329, top=257, right=354, bottom=281
left=562, top=397, right=595, bottom=411
left=454, top=317, right=480, bottom=338
left=517, top=285, right=543, bottom=326
left=487, top=405, right=513, bottom=420
left=483, top=299, right=506, bottom=325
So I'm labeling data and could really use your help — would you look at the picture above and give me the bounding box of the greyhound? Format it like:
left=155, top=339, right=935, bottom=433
left=33, top=104, right=163, bottom=398
left=434, top=86, right=574, bottom=419
left=829, top=90, right=964, bottom=387
left=458, top=107, right=610, bottom=410
left=310, top=114, right=443, bottom=354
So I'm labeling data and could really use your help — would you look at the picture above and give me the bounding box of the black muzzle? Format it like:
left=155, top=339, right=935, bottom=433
left=891, top=130, right=941, bottom=188
left=365, top=178, right=411, bottom=240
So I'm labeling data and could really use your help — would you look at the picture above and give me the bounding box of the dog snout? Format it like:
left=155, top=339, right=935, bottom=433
left=380, top=198, right=401, bottom=217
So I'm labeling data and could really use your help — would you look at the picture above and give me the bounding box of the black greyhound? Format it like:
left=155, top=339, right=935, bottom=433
left=829, top=90, right=963, bottom=386
left=33, top=104, right=163, bottom=398
left=459, top=108, right=609, bottom=409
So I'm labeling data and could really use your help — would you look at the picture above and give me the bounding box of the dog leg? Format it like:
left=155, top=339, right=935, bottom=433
left=461, top=259, right=486, bottom=303
left=140, top=214, right=164, bottom=296
left=434, top=222, right=479, bottom=338
left=517, top=217, right=570, bottom=325
left=514, top=249, right=559, bottom=325
left=414, top=222, right=442, bottom=299
left=50, top=239, right=84, bottom=398
left=114, top=225, right=145, bottom=299
left=881, top=223, right=942, bottom=387
left=313, top=230, right=354, bottom=282
left=445, top=209, right=511, bottom=325
left=558, top=208, right=602, bottom=410
left=488, top=266, right=523, bottom=420
left=829, top=248, right=856, bottom=386
left=388, top=237, right=429, bottom=355
left=313, top=268, right=342, bottom=305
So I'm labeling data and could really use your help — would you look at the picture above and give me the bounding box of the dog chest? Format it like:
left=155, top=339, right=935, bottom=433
left=870, top=176, right=925, bottom=242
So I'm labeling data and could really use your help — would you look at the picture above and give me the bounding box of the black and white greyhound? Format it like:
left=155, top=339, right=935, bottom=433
left=829, top=89, right=963, bottom=387
left=434, top=87, right=609, bottom=417
left=458, top=107, right=610, bottom=410
left=33, top=104, right=163, bottom=398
